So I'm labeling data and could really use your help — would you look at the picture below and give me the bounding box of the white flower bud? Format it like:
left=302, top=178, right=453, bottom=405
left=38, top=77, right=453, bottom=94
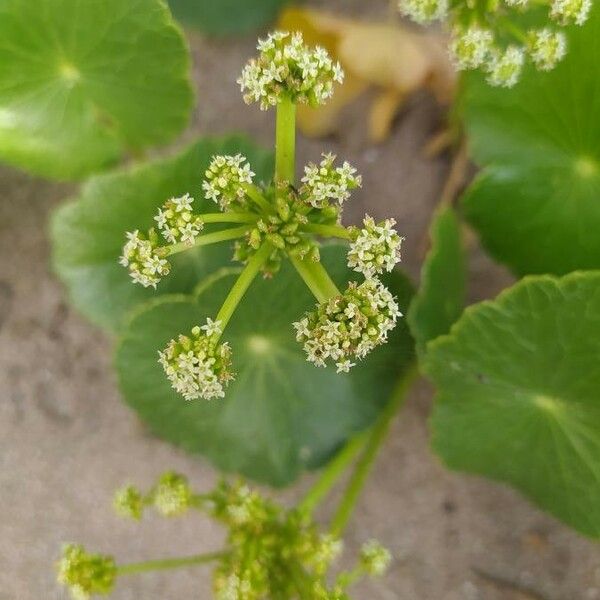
left=155, top=193, right=204, bottom=246
left=202, top=154, right=255, bottom=210
left=347, top=215, right=404, bottom=279
left=449, top=27, right=494, bottom=70
left=120, top=229, right=170, bottom=288
left=398, top=0, right=449, bottom=24
left=486, top=46, right=525, bottom=88
left=550, top=0, right=592, bottom=25
left=528, top=29, right=567, bottom=70
left=158, top=319, right=234, bottom=401
left=293, top=279, right=402, bottom=370
left=300, top=153, right=361, bottom=209
left=237, top=31, right=344, bottom=110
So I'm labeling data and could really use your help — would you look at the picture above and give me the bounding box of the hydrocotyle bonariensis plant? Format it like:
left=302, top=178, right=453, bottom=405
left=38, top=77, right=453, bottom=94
left=120, top=31, right=405, bottom=401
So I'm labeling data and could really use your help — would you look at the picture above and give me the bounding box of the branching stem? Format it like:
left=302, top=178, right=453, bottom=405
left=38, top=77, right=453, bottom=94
left=329, top=365, right=419, bottom=536
left=116, top=551, right=226, bottom=576
left=165, top=226, right=250, bottom=257
left=275, top=96, right=296, bottom=184
left=302, top=223, right=352, bottom=240
left=215, top=242, right=274, bottom=332
left=290, top=257, right=340, bottom=303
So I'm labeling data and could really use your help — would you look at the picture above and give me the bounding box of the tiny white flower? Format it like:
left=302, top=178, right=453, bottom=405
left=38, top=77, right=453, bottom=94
left=528, top=28, right=567, bottom=70
left=398, top=0, right=449, bottom=24
left=203, top=154, right=255, bottom=210
left=201, top=318, right=222, bottom=337
left=486, top=45, right=525, bottom=88
left=550, top=0, right=592, bottom=25
left=449, top=27, right=494, bottom=70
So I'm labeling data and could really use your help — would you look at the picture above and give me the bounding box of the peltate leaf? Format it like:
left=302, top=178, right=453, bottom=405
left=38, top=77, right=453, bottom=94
left=51, top=136, right=273, bottom=331
left=116, top=247, right=415, bottom=487
left=407, top=205, right=466, bottom=356
left=0, top=0, right=194, bottom=180
left=461, top=4, right=600, bottom=276
left=168, top=0, right=292, bottom=35
left=425, top=271, right=600, bottom=537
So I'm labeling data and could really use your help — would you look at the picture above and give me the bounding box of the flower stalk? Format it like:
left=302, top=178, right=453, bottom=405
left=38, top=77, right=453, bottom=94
left=117, top=551, right=226, bottom=576
left=275, top=95, right=296, bottom=183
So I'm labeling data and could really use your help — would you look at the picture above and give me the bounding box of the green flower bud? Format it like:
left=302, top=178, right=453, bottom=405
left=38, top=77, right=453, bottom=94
left=113, top=485, right=144, bottom=520
left=57, top=544, right=116, bottom=600
left=360, top=540, right=392, bottom=576
left=152, top=471, right=193, bottom=517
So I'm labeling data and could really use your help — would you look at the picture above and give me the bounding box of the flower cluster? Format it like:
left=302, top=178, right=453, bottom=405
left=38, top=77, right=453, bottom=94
left=202, top=154, right=255, bottom=210
left=119, top=229, right=170, bottom=288
left=398, top=0, right=448, bottom=24
left=208, top=481, right=386, bottom=600
left=399, top=0, right=593, bottom=86
left=57, top=544, right=116, bottom=600
left=158, top=319, right=234, bottom=400
left=301, top=153, right=362, bottom=209
left=347, top=216, right=404, bottom=279
left=63, top=474, right=392, bottom=600
left=155, top=193, right=204, bottom=246
left=294, top=279, right=402, bottom=373
left=237, top=31, right=344, bottom=110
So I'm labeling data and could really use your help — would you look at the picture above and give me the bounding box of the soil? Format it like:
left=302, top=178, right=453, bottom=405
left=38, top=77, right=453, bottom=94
left=1, top=2, right=599, bottom=599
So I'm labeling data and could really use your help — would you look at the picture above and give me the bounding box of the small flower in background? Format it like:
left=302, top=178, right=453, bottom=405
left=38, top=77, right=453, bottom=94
left=57, top=544, right=116, bottom=600
left=528, top=29, right=567, bottom=71
left=551, top=0, right=592, bottom=24
left=113, top=485, right=144, bottom=520
left=449, top=27, right=494, bottom=71
left=158, top=319, right=234, bottom=400
left=202, top=154, right=255, bottom=210
left=119, top=229, right=170, bottom=288
left=300, top=153, right=362, bottom=209
left=294, top=278, right=402, bottom=372
left=347, top=216, right=404, bottom=279
left=486, top=46, right=525, bottom=88
left=360, top=540, right=392, bottom=576
left=154, top=193, right=204, bottom=246
left=398, top=0, right=592, bottom=86
left=237, top=31, right=344, bottom=109
left=151, top=472, right=194, bottom=517
left=398, top=0, right=449, bottom=24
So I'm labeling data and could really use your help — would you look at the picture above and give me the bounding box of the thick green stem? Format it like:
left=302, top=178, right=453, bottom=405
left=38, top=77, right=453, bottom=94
left=275, top=96, right=296, bottom=184
left=116, top=551, right=226, bottom=576
left=215, top=243, right=274, bottom=332
left=302, top=223, right=352, bottom=240
left=243, top=183, right=273, bottom=214
left=290, top=257, right=340, bottom=303
left=200, top=212, right=258, bottom=224
left=165, top=226, right=250, bottom=257
left=329, top=365, right=419, bottom=537
left=298, top=431, right=369, bottom=516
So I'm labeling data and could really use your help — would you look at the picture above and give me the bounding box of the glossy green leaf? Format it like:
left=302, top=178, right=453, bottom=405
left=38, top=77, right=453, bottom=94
left=116, top=247, right=415, bottom=486
left=0, top=0, right=193, bottom=180
left=168, top=0, right=291, bottom=35
left=407, top=206, right=466, bottom=356
left=461, top=4, right=600, bottom=276
left=425, top=271, right=600, bottom=537
left=51, top=136, right=273, bottom=331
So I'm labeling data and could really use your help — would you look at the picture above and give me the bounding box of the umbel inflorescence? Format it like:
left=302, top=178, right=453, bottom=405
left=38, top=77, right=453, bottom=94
left=57, top=472, right=391, bottom=599
left=120, top=31, right=405, bottom=401
left=398, top=0, right=593, bottom=87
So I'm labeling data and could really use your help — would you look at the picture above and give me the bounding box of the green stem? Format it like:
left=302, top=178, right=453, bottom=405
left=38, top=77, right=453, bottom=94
left=215, top=242, right=274, bottom=332
left=243, top=183, right=273, bottom=214
left=275, top=96, right=296, bottom=184
left=329, top=365, right=419, bottom=537
left=165, top=226, right=250, bottom=257
left=290, top=257, right=340, bottom=303
left=298, top=431, right=369, bottom=516
left=302, top=223, right=352, bottom=240
left=116, top=551, right=226, bottom=576
left=200, top=212, right=258, bottom=224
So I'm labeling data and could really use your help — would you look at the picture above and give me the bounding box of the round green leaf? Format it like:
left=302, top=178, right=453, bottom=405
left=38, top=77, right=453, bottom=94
left=0, top=0, right=194, bottom=180
left=425, top=271, right=600, bottom=537
left=51, top=136, right=273, bottom=331
left=116, top=247, right=415, bottom=486
left=407, top=206, right=466, bottom=356
left=168, top=0, right=291, bottom=35
left=461, top=4, right=600, bottom=276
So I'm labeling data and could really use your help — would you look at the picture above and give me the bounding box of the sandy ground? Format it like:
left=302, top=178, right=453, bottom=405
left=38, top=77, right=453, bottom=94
left=1, top=2, right=600, bottom=599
